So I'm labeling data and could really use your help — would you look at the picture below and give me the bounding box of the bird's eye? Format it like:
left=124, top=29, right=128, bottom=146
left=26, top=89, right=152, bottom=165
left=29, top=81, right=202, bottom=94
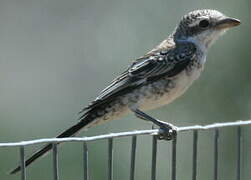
left=199, top=19, right=210, bottom=28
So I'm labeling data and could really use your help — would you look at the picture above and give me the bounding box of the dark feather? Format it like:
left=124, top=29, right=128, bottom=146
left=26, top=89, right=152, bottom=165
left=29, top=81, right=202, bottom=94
left=9, top=115, right=94, bottom=174
left=10, top=41, right=196, bottom=174
left=81, top=41, right=196, bottom=114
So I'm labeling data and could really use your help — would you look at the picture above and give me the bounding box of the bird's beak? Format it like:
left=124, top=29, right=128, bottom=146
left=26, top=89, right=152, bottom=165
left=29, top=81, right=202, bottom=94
left=215, top=17, right=241, bottom=29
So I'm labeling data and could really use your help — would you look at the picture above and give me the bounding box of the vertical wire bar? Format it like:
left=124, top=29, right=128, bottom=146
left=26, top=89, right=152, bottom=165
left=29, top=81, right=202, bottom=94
left=19, top=146, right=26, bottom=180
left=151, top=136, right=157, bottom=180
left=130, top=136, right=137, bottom=180
left=214, top=129, right=219, bottom=180
left=108, top=138, right=114, bottom=180
left=171, top=137, right=177, bottom=180
left=83, top=142, right=89, bottom=180
left=52, top=143, right=59, bottom=180
left=237, top=126, right=241, bottom=180
left=192, top=130, right=198, bottom=180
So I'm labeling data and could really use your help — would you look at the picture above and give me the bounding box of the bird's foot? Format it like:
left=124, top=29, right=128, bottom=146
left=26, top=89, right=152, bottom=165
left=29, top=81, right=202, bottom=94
left=133, top=108, right=177, bottom=140
left=155, top=120, right=177, bottom=140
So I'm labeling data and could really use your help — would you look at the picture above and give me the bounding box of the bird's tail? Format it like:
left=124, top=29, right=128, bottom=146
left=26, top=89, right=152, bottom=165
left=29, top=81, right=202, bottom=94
left=9, top=115, right=94, bottom=175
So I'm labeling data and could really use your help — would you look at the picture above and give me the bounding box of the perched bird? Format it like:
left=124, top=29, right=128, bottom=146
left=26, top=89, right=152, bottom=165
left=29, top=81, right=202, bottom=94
left=10, top=9, right=240, bottom=174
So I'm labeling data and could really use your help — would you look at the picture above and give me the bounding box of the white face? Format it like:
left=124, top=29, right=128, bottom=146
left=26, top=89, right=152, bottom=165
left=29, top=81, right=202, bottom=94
left=187, top=28, right=226, bottom=50
left=186, top=11, right=226, bottom=50
left=181, top=10, right=240, bottom=51
left=175, top=10, right=240, bottom=54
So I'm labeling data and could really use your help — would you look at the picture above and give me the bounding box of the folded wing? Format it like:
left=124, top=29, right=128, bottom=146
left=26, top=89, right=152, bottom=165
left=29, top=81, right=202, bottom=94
left=81, top=42, right=196, bottom=114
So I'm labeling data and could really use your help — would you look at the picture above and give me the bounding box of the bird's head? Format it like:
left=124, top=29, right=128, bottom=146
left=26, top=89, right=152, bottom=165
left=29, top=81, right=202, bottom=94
left=173, top=9, right=240, bottom=50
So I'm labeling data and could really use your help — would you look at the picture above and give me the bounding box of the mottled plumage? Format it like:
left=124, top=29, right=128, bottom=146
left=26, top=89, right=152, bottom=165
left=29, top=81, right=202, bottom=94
left=10, top=9, right=240, bottom=174
left=79, top=41, right=199, bottom=126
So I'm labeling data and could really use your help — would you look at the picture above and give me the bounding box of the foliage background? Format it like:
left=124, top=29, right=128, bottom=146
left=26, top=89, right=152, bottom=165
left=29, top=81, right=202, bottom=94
left=0, top=0, right=250, bottom=179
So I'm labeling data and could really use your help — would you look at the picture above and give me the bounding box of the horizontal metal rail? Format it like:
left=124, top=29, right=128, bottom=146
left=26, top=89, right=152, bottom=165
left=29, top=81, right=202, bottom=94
left=2, top=119, right=250, bottom=180
left=0, top=120, right=250, bottom=147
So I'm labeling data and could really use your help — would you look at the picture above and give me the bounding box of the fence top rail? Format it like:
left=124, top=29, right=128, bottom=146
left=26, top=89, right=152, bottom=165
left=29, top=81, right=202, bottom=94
left=0, top=120, right=250, bottom=148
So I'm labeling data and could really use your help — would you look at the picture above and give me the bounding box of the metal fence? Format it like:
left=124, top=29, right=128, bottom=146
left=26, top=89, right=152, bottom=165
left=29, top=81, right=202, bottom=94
left=1, top=120, right=251, bottom=180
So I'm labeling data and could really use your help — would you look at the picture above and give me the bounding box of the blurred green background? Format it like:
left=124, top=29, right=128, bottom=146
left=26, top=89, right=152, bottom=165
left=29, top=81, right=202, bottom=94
left=0, top=0, right=250, bottom=179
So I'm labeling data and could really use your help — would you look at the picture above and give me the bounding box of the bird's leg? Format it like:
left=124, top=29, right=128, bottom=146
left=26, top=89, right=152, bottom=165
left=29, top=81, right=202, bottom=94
left=132, top=108, right=177, bottom=140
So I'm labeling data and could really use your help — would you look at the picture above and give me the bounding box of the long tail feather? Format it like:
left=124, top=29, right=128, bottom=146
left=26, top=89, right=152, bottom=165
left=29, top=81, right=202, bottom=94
left=9, top=116, right=93, bottom=174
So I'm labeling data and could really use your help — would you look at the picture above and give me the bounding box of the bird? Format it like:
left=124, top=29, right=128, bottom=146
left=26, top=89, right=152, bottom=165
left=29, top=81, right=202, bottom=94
left=10, top=9, right=240, bottom=174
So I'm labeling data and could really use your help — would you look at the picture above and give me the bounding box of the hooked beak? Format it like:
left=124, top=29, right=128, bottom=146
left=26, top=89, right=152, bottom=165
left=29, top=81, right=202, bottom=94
left=215, top=17, right=241, bottom=29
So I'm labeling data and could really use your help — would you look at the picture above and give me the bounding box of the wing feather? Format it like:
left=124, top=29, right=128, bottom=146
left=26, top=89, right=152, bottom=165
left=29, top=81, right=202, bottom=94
left=81, top=42, right=196, bottom=113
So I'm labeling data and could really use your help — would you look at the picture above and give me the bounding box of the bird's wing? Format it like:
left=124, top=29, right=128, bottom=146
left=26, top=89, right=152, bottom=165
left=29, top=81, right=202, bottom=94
left=10, top=42, right=197, bottom=175
left=81, top=42, right=196, bottom=112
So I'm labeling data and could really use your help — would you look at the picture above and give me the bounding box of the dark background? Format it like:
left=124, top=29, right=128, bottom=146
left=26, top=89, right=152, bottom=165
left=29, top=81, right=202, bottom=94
left=0, top=0, right=250, bottom=179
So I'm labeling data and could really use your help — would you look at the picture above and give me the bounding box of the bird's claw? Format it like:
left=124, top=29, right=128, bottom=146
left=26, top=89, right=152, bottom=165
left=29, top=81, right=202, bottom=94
left=132, top=108, right=177, bottom=140
left=156, top=122, right=177, bottom=140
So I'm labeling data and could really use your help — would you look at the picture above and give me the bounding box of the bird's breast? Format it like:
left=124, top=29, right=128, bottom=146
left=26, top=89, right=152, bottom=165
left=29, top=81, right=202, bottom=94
left=87, top=62, right=204, bottom=126
left=137, top=65, right=203, bottom=111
